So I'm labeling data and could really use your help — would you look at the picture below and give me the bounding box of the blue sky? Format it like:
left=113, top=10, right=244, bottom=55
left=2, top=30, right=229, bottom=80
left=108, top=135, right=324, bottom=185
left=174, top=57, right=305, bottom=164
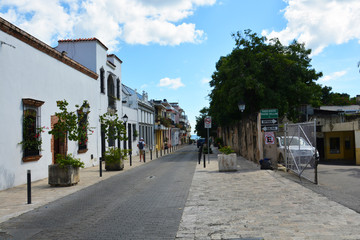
left=1, top=0, right=359, bottom=134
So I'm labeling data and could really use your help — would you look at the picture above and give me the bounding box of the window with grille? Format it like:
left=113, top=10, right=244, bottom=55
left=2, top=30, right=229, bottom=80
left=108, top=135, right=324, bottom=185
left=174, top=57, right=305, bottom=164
left=21, top=98, right=44, bottom=161
left=107, top=75, right=116, bottom=109
left=116, top=78, right=120, bottom=99
left=100, top=68, right=105, bottom=93
left=78, top=112, right=88, bottom=153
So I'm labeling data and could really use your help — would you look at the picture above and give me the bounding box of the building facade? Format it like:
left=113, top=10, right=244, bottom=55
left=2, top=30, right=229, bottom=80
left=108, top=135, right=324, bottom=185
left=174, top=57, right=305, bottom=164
left=0, top=17, right=190, bottom=191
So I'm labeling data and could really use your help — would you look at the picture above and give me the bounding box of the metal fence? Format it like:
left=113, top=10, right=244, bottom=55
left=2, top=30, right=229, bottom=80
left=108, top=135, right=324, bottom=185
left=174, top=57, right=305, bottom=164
left=284, top=120, right=318, bottom=183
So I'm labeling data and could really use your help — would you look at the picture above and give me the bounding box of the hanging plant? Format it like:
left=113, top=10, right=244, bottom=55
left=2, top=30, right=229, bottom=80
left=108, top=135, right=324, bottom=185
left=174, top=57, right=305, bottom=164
left=133, top=129, right=139, bottom=139
left=99, top=111, right=127, bottom=142
left=19, top=114, right=47, bottom=154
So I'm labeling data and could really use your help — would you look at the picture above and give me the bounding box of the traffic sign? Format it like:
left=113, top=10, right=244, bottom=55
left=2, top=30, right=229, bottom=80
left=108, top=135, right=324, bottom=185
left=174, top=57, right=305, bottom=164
left=204, top=116, right=212, bottom=128
left=261, top=109, right=278, bottom=132
left=261, top=109, right=278, bottom=119
left=261, top=118, right=278, bottom=125
left=265, top=132, right=275, bottom=144
left=262, top=125, right=278, bottom=132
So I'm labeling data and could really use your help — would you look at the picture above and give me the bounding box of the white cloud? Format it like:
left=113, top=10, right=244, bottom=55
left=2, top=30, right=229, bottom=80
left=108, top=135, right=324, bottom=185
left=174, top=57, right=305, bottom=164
left=158, top=77, right=185, bottom=89
left=0, top=0, right=215, bottom=50
left=201, top=77, right=210, bottom=85
left=262, top=0, right=360, bottom=55
left=320, top=70, right=347, bottom=82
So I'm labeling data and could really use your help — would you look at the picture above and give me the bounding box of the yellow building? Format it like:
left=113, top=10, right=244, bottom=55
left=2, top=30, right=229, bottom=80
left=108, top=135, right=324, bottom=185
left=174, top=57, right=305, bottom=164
left=322, top=121, right=360, bottom=165
left=152, top=101, right=167, bottom=151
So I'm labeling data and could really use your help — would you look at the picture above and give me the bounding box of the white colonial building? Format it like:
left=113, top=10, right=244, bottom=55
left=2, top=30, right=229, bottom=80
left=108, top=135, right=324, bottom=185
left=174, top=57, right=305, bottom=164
left=0, top=16, right=189, bottom=191
left=0, top=17, right=123, bottom=190
left=122, top=85, right=155, bottom=154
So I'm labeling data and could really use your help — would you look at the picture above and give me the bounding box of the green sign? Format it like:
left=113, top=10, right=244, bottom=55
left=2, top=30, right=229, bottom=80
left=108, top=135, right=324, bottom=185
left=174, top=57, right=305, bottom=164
left=261, top=109, right=278, bottom=119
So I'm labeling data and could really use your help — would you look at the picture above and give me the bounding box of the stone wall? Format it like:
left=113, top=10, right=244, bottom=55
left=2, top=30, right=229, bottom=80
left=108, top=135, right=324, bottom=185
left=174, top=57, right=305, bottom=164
left=217, top=113, right=261, bottom=164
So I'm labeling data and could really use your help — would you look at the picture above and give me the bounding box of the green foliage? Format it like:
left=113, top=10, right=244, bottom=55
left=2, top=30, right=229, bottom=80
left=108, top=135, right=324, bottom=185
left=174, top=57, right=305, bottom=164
left=133, top=129, right=139, bottom=139
left=56, top=154, right=85, bottom=168
left=219, top=146, right=235, bottom=155
left=99, top=111, right=127, bottom=142
left=160, top=117, right=172, bottom=127
left=19, top=115, right=45, bottom=152
left=208, top=29, right=323, bottom=125
left=214, top=137, right=223, bottom=148
left=320, top=87, right=356, bottom=106
left=195, top=107, right=217, bottom=139
left=48, top=100, right=92, bottom=143
left=104, top=147, right=129, bottom=164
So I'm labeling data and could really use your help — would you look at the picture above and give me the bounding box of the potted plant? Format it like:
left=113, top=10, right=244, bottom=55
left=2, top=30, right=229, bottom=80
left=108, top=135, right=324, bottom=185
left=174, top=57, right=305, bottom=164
left=48, top=154, right=85, bottom=186
left=218, top=146, right=237, bottom=172
left=104, top=147, right=129, bottom=171
left=100, top=111, right=128, bottom=170
left=48, top=100, right=91, bottom=186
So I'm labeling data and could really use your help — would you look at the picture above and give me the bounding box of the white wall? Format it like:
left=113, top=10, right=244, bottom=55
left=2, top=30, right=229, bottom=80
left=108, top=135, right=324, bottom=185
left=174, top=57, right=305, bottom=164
left=0, top=27, right=101, bottom=190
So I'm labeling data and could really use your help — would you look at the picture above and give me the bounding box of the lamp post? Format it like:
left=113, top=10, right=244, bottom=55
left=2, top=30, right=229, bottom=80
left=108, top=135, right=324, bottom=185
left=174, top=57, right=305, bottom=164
left=122, top=114, right=130, bottom=165
left=238, top=100, right=245, bottom=112
left=122, top=114, right=128, bottom=150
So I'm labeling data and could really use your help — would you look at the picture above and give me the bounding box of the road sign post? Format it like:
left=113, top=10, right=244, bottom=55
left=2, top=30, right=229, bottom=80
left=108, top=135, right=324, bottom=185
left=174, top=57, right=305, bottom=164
left=204, top=116, right=211, bottom=166
left=260, top=109, right=278, bottom=132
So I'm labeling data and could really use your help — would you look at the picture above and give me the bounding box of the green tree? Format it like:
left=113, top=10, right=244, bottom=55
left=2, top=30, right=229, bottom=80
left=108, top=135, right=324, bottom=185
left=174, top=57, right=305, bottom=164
left=209, top=29, right=323, bottom=125
left=195, top=107, right=217, bottom=139
left=320, top=86, right=356, bottom=105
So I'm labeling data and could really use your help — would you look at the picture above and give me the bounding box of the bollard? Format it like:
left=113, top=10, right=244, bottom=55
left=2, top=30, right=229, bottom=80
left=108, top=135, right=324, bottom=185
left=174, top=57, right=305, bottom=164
left=156, top=149, right=158, bottom=158
left=203, top=153, right=206, bottom=168
left=144, top=151, right=146, bottom=162
left=150, top=149, right=152, bottom=160
left=130, top=151, right=132, bottom=166
left=198, top=146, right=202, bottom=164
left=99, top=157, right=102, bottom=177
left=27, top=170, right=31, bottom=204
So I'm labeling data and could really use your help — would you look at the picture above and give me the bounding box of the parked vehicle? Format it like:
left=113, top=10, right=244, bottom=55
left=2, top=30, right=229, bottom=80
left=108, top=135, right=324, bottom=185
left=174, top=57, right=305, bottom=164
left=276, top=136, right=319, bottom=166
left=197, top=138, right=205, bottom=148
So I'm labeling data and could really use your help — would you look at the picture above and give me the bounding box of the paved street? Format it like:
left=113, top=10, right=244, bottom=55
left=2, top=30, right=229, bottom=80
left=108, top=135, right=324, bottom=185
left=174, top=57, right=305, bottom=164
left=276, top=162, right=360, bottom=214
left=1, top=145, right=360, bottom=239
left=0, top=147, right=197, bottom=239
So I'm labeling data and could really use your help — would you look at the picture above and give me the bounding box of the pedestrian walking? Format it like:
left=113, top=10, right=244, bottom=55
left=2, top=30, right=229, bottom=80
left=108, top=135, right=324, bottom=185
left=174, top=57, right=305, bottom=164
left=137, top=137, right=146, bottom=162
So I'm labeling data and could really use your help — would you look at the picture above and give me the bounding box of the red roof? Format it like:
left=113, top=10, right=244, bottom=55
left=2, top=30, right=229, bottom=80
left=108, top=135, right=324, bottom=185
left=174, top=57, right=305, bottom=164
left=58, top=37, right=108, bottom=50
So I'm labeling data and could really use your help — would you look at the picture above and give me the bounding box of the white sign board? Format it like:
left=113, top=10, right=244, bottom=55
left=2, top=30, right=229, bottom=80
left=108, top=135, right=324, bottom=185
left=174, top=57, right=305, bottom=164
left=264, top=132, right=275, bottom=145
left=204, top=116, right=212, bottom=128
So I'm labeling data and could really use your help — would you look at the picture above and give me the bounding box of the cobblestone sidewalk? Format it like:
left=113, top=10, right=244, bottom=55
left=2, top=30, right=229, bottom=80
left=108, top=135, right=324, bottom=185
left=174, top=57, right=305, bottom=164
left=176, top=151, right=360, bottom=240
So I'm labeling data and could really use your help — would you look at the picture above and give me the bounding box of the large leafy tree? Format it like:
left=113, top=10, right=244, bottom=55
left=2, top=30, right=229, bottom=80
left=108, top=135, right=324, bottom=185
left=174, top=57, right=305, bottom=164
left=208, top=29, right=323, bottom=126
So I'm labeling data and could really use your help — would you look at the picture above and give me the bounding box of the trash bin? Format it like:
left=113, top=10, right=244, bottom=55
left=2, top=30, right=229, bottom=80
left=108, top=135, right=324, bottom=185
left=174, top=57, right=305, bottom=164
left=260, top=158, right=272, bottom=170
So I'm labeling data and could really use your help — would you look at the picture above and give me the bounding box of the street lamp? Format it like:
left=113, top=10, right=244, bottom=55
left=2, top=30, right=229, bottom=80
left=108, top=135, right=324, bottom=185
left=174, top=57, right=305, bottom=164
left=122, top=114, right=128, bottom=150
left=82, top=101, right=90, bottom=114
left=122, top=114, right=128, bottom=123
left=238, top=100, right=246, bottom=112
